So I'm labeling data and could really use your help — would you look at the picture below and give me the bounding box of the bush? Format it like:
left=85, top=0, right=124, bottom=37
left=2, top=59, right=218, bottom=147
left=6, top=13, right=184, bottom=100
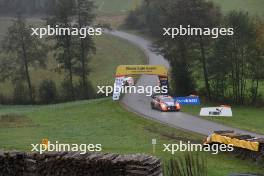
left=39, top=80, right=57, bottom=104
left=13, top=82, right=30, bottom=104
left=75, top=80, right=95, bottom=100
left=60, top=79, right=75, bottom=101
left=163, top=153, right=207, bottom=176
left=124, top=9, right=146, bottom=29
left=0, top=93, right=13, bottom=105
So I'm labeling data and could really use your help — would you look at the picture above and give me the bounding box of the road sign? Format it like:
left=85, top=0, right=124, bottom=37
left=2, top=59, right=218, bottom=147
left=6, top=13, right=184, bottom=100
left=200, top=107, right=232, bottom=117
left=113, top=77, right=124, bottom=100
left=152, top=139, right=157, bottom=145
left=175, top=96, right=200, bottom=105
left=152, top=139, right=157, bottom=154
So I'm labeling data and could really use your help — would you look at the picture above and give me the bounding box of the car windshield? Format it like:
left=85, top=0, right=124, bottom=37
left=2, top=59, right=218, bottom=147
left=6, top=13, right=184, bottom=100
left=161, top=97, right=174, bottom=103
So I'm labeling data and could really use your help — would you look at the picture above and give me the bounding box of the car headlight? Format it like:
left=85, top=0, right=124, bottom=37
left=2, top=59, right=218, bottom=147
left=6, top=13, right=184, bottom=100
left=175, top=102, right=180, bottom=109
left=160, top=103, right=167, bottom=110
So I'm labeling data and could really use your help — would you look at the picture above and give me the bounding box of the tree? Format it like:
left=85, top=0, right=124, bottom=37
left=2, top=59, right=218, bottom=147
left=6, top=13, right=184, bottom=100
left=159, top=0, right=221, bottom=98
left=0, top=17, right=47, bottom=103
left=209, top=11, right=263, bottom=104
left=126, top=0, right=222, bottom=97
left=39, top=79, right=57, bottom=103
left=207, top=38, right=231, bottom=101
left=126, top=0, right=264, bottom=105
left=74, top=0, right=96, bottom=98
left=190, top=1, right=221, bottom=100
left=47, top=0, right=76, bottom=100
left=249, top=21, right=264, bottom=104
left=154, top=0, right=198, bottom=96
left=47, top=0, right=96, bottom=100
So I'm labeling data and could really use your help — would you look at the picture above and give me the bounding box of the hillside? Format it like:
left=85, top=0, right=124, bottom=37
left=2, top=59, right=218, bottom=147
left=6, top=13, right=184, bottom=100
left=95, top=0, right=142, bottom=16
left=95, top=0, right=264, bottom=17
left=212, top=0, right=264, bottom=17
left=0, top=98, right=263, bottom=176
left=0, top=17, right=146, bottom=98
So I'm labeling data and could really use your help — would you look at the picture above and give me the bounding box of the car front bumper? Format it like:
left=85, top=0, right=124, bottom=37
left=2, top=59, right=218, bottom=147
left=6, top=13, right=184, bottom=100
left=163, top=106, right=180, bottom=111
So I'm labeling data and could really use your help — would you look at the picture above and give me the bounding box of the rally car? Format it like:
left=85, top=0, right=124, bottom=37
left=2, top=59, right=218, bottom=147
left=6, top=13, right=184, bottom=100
left=151, top=95, right=181, bottom=112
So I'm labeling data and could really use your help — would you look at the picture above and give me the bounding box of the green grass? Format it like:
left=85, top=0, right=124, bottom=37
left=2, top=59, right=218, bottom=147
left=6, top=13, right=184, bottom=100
left=95, top=0, right=142, bottom=16
left=0, top=98, right=263, bottom=175
left=0, top=17, right=146, bottom=97
left=94, top=0, right=264, bottom=17
left=212, top=0, right=264, bottom=17
left=182, top=104, right=264, bottom=135
left=89, top=34, right=146, bottom=87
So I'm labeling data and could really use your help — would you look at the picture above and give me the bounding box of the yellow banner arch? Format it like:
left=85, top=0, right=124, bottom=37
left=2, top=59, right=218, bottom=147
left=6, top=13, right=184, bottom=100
left=115, top=65, right=168, bottom=77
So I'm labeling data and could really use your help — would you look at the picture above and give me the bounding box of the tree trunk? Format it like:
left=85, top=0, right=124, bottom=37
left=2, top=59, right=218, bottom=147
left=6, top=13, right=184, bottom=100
left=66, top=35, right=75, bottom=100
left=81, top=42, right=87, bottom=89
left=21, top=35, right=33, bottom=102
left=251, top=79, right=259, bottom=105
left=78, top=4, right=87, bottom=92
left=199, top=37, right=211, bottom=100
left=69, top=64, right=74, bottom=99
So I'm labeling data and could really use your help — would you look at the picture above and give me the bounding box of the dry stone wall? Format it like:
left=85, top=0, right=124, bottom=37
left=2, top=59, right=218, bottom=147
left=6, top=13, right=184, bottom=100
left=0, top=151, right=162, bottom=176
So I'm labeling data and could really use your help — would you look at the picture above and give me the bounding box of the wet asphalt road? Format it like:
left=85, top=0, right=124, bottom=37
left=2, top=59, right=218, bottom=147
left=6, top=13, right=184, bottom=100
left=107, top=30, right=264, bottom=138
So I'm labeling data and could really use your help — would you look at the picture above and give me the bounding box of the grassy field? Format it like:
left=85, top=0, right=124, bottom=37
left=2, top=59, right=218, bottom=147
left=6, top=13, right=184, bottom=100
left=94, top=0, right=143, bottom=27
left=0, top=17, right=146, bottom=97
left=94, top=0, right=264, bottom=17
left=95, top=0, right=142, bottom=16
left=212, top=0, right=264, bottom=17
left=96, top=0, right=264, bottom=28
left=89, top=34, right=146, bottom=87
left=182, top=104, right=264, bottom=135
left=0, top=98, right=263, bottom=175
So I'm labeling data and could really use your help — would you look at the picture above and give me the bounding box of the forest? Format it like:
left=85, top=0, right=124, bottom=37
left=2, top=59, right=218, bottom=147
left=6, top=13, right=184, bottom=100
left=125, top=0, right=264, bottom=105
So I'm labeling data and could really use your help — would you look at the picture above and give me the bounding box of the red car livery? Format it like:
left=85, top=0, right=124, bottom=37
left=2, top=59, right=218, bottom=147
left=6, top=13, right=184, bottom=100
left=151, top=95, right=181, bottom=112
